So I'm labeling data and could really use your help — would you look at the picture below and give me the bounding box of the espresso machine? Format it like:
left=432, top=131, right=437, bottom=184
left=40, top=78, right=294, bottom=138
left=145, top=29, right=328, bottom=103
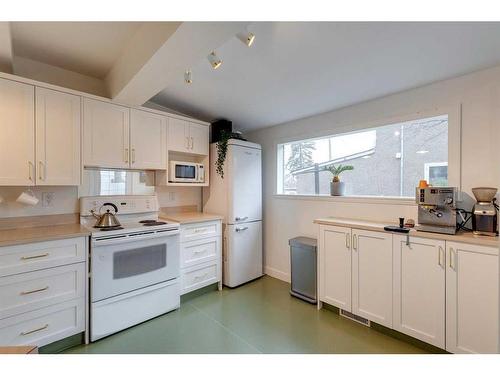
left=472, top=187, right=498, bottom=236
left=416, top=187, right=457, bottom=235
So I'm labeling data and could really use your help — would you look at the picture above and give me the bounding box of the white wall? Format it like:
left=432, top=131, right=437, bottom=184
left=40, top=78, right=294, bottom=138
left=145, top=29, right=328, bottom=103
left=246, top=65, right=500, bottom=282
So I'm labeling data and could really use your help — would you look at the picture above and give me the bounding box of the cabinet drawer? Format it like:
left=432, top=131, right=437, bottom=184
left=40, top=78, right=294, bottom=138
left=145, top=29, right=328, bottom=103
left=0, top=298, right=84, bottom=347
left=0, top=263, right=85, bottom=319
left=0, top=237, right=86, bottom=277
left=181, top=236, right=221, bottom=269
left=181, top=262, right=219, bottom=295
left=180, top=221, right=221, bottom=242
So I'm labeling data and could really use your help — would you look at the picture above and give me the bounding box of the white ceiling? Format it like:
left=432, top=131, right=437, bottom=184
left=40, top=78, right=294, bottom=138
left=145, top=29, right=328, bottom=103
left=151, top=22, right=500, bottom=132
left=10, top=22, right=143, bottom=78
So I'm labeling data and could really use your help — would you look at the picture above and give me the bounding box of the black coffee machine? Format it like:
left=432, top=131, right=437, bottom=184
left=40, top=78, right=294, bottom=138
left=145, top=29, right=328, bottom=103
left=472, top=187, right=498, bottom=236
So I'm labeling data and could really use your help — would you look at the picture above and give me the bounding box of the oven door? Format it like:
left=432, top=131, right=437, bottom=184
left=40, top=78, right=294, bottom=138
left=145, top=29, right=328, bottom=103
left=91, top=233, right=179, bottom=302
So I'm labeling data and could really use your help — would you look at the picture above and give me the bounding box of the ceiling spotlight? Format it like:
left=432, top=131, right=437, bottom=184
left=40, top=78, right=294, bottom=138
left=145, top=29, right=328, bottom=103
left=237, top=31, right=255, bottom=47
left=207, top=51, right=222, bottom=70
left=184, top=70, right=193, bottom=84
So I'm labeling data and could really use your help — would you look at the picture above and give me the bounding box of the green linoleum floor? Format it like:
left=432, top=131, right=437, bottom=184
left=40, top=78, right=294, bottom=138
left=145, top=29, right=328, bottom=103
left=63, top=276, right=429, bottom=354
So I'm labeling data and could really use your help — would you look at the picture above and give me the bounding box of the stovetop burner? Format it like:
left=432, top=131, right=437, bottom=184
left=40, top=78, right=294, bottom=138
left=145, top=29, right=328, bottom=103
left=98, top=226, right=124, bottom=232
left=142, top=221, right=167, bottom=226
left=139, top=220, right=157, bottom=224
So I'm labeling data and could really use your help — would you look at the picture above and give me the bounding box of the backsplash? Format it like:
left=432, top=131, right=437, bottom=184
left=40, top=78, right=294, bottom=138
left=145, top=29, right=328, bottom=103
left=0, top=185, right=202, bottom=218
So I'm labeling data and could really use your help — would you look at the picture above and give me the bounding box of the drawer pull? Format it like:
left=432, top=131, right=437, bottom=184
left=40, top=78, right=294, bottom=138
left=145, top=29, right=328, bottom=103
left=21, top=253, right=49, bottom=260
left=20, top=324, right=49, bottom=336
left=235, top=226, right=248, bottom=232
left=193, top=248, right=207, bottom=254
left=194, top=273, right=209, bottom=281
left=194, top=228, right=208, bottom=233
left=20, top=286, right=49, bottom=295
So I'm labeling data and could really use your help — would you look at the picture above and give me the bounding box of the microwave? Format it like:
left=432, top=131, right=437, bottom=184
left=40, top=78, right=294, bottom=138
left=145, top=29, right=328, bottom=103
left=169, top=161, right=205, bottom=183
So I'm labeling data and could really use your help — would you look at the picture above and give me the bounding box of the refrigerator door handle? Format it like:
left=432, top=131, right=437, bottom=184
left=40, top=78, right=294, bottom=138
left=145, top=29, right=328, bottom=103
left=235, top=226, right=249, bottom=232
left=235, top=216, right=248, bottom=222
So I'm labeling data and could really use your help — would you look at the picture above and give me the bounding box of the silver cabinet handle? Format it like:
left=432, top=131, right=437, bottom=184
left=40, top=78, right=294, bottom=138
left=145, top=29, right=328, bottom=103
left=345, top=233, right=350, bottom=249
left=125, top=148, right=129, bottom=163
left=131, top=148, right=136, bottom=163
left=438, top=246, right=444, bottom=267
left=235, top=227, right=248, bottom=232
left=38, top=161, right=45, bottom=181
left=449, top=247, right=456, bottom=270
left=190, top=137, right=194, bottom=150
left=21, top=324, right=48, bottom=336
left=352, top=234, right=357, bottom=250
left=185, top=136, right=189, bottom=149
left=235, top=216, right=248, bottom=222
left=20, top=286, right=49, bottom=295
left=28, top=161, right=34, bottom=181
left=21, top=253, right=49, bottom=260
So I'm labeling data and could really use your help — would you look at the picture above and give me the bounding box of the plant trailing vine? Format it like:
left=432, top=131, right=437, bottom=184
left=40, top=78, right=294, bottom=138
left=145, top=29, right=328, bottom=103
left=215, top=130, right=231, bottom=178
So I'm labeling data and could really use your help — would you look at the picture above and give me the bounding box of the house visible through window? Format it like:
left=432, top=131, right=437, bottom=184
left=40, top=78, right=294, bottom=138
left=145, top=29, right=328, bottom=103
left=277, top=114, right=448, bottom=197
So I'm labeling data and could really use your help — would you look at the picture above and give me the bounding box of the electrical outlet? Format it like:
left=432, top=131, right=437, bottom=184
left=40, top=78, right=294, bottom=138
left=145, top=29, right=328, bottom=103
left=169, top=192, right=176, bottom=201
left=42, top=192, right=55, bottom=207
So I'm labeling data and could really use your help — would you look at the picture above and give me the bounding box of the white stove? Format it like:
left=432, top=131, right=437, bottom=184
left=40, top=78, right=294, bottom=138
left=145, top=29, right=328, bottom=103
left=80, top=195, right=181, bottom=342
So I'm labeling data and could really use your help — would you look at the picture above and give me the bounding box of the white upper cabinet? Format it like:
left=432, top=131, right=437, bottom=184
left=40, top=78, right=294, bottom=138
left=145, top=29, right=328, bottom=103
left=393, top=235, right=446, bottom=349
left=35, top=88, right=81, bottom=185
left=318, top=225, right=352, bottom=311
left=130, top=109, right=167, bottom=170
left=0, top=79, right=35, bottom=186
left=446, top=241, right=499, bottom=354
left=352, top=229, right=393, bottom=327
left=167, top=117, right=189, bottom=153
left=189, top=123, right=209, bottom=155
left=167, top=117, right=209, bottom=155
left=83, top=98, right=130, bottom=169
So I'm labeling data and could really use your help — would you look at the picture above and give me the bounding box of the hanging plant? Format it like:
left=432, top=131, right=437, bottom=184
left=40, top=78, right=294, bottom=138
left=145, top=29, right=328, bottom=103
left=215, top=130, right=231, bottom=178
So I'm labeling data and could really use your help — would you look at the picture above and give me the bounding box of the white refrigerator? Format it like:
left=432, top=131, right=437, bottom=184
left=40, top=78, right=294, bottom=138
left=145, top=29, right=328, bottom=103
left=203, top=139, right=263, bottom=287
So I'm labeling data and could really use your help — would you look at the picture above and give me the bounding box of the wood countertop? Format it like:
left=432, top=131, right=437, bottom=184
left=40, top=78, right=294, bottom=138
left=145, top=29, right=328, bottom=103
left=160, top=211, right=224, bottom=224
left=314, top=217, right=499, bottom=247
left=0, top=223, right=90, bottom=247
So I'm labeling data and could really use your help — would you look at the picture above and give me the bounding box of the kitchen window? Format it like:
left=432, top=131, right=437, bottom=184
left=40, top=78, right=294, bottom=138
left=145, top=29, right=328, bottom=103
left=276, top=114, right=448, bottom=198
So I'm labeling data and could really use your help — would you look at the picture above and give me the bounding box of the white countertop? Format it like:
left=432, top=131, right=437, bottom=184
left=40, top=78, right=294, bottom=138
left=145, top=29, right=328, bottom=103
left=314, top=217, right=499, bottom=247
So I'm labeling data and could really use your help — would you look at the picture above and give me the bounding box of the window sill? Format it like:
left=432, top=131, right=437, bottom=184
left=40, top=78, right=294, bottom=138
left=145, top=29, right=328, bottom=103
left=273, top=194, right=416, bottom=206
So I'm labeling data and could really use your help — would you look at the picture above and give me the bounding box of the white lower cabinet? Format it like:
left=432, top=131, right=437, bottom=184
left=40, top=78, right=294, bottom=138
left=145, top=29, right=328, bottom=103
left=318, top=225, right=392, bottom=327
left=393, top=235, right=446, bottom=349
left=446, top=241, right=499, bottom=353
left=0, top=237, right=88, bottom=348
left=319, top=223, right=499, bottom=353
left=352, top=229, right=393, bottom=327
left=179, top=220, right=222, bottom=295
left=318, top=225, right=352, bottom=310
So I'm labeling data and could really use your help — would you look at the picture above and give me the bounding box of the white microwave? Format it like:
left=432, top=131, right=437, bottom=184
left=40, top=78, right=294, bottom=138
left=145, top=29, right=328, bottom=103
left=169, top=161, right=205, bottom=183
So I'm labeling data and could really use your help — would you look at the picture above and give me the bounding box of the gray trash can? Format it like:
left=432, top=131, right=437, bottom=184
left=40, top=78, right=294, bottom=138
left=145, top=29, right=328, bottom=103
left=289, top=236, right=317, bottom=304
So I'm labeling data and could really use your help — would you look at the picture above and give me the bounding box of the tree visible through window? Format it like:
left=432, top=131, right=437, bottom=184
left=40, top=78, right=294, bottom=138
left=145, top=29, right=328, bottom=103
left=277, top=114, right=448, bottom=197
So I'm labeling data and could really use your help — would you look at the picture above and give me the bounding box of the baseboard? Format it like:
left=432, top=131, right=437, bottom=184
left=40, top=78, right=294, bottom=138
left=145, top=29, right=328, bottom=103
left=264, top=266, right=290, bottom=283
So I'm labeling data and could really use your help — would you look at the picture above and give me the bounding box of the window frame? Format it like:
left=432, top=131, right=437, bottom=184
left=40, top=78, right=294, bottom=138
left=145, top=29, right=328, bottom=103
left=274, top=105, right=461, bottom=202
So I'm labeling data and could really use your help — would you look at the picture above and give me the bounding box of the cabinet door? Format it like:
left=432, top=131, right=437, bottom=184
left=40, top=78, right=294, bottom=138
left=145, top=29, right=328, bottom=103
left=0, top=79, right=35, bottom=186
left=35, top=88, right=81, bottom=185
left=318, top=225, right=352, bottom=311
left=446, top=241, right=499, bottom=353
left=130, top=109, right=167, bottom=170
left=167, top=117, right=189, bottom=153
left=393, top=235, right=445, bottom=349
left=352, top=229, right=393, bottom=327
left=189, top=123, right=209, bottom=155
left=83, top=98, right=130, bottom=168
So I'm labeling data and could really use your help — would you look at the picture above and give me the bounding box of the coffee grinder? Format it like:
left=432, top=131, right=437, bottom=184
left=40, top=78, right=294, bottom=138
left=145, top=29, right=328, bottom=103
left=472, top=187, right=498, bottom=236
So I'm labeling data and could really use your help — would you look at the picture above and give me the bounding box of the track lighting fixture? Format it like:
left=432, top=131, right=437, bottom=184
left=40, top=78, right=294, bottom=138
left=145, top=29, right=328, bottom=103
left=207, top=51, right=222, bottom=69
left=184, top=70, right=193, bottom=84
left=237, top=31, right=255, bottom=47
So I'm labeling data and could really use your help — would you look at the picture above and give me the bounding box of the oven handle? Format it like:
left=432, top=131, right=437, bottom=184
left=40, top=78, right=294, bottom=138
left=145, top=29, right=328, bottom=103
left=92, top=230, right=179, bottom=247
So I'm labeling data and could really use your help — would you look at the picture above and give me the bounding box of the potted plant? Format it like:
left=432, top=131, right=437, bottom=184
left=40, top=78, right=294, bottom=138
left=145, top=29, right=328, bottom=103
left=215, top=130, right=231, bottom=178
left=324, top=164, right=354, bottom=196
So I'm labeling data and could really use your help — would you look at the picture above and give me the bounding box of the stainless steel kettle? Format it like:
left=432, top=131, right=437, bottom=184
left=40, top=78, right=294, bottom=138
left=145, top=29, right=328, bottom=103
left=91, top=203, right=122, bottom=228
